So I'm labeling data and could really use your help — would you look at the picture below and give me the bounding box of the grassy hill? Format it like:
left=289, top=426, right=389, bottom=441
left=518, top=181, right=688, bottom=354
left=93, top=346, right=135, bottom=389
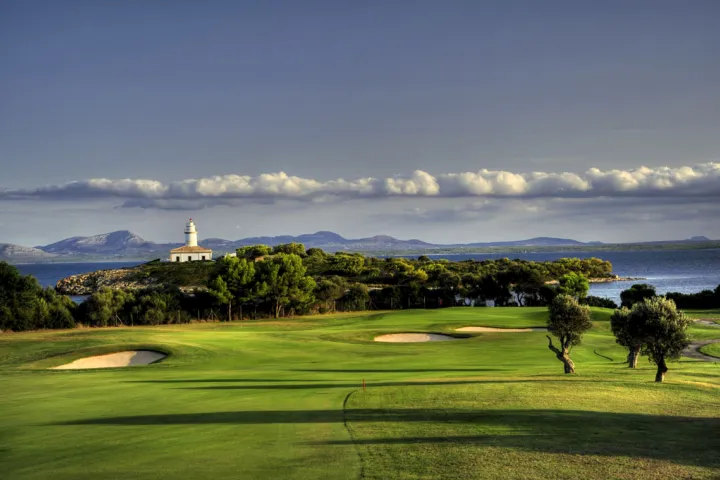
left=1, top=307, right=718, bottom=479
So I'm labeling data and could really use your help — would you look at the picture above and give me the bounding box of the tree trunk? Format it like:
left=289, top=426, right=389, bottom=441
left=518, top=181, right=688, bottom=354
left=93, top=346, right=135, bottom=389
left=561, top=350, right=575, bottom=374
left=227, top=303, right=232, bottom=322
left=627, top=346, right=640, bottom=368
left=547, top=335, right=576, bottom=374
left=655, top=356, right=668, bottom=383
left=274, top=302, right=281, bottom=318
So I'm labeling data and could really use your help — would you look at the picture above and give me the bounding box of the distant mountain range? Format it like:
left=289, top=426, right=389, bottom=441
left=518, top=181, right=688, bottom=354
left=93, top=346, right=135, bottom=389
left=41, top=231, right=150, bottom=254
left=0, top=244, right=57, bottom=262
left=0, top=231, right=715, bottom=263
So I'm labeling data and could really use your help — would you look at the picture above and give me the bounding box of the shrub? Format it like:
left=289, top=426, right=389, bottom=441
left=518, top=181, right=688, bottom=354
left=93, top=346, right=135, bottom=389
left=581, top=296, right=618, bottom=309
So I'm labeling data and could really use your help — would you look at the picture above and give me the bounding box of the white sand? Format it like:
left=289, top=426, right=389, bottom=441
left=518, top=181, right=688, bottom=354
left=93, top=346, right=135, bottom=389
left=456, top=326, right=547, bottom=332
left=374, top=333, right=458, bottom=343
left=52, top=350, right=166, bottom=370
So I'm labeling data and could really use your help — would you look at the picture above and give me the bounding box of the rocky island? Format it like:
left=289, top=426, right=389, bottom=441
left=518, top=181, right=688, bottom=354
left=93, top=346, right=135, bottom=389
left=55, top=261, right=215, bottom=295
left=54, top=259, right=645, bottom=296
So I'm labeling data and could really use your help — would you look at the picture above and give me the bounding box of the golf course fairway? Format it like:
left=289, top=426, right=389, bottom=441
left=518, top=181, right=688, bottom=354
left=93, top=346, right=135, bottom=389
left=2, top=307, right=719, bottom=479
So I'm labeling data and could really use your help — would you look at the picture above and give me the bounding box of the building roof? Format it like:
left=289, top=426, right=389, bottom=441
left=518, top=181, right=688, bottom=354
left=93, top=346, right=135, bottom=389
left=170, top=245, right=213, bottom=253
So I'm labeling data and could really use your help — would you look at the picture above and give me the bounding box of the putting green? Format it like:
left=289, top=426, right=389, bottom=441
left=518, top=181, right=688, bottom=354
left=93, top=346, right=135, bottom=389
left=1, top=307, right=718, bottom=480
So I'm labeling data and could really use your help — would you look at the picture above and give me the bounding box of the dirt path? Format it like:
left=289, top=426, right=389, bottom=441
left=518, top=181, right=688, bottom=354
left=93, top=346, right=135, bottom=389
left=683, top=341, right=719, bottom=362
left=695, top=319, right=720, bottom=327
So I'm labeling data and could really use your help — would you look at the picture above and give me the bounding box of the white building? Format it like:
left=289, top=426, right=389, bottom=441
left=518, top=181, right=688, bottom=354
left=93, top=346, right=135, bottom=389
left=169, top=219, right=213, bottom=262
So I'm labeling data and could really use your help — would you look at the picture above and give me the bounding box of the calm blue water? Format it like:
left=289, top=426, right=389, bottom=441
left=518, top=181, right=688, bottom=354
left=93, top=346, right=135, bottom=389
left=15, top=262, right=141, bottom=303
left=13, top=249, right=720, bottom=305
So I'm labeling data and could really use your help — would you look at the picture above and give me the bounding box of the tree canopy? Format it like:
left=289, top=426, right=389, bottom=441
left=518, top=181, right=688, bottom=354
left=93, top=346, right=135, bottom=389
left=613, top=297, right=691, bottom=382
left=610, top=307, right=643, bottom=368
left=546, top=294, right=593, bottom=374
left=620, top=284, right=657, bottom=308
left=0, top=261, right=76, bottom=331
left=557, top=272, right=590, bottom=299
left=1, top=249, right=622, bottom=331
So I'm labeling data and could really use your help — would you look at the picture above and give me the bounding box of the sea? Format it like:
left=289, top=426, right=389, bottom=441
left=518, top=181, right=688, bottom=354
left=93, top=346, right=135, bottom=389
left=13, top=249, right=720, bottom=305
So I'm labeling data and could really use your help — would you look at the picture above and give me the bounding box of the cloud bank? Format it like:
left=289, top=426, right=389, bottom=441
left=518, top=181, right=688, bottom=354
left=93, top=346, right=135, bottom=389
left=2, top=163, right=719, bottom=209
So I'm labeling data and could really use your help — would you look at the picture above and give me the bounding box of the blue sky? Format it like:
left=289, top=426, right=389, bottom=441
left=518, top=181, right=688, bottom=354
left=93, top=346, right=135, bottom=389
left=1, top=1, right=719, bottom=245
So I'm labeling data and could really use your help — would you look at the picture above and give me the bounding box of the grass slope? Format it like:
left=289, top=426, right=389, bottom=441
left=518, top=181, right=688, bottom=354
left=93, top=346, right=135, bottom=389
left=700, top=343, right=720, bottom=358
left=1, top=307, right=718, bottom=480
left=685, top=309, right=720, bottom=320
left=127, top=260, right=216, bottom=287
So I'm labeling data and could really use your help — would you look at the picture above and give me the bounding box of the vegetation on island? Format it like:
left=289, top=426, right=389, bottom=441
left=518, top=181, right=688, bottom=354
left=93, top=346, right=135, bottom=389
left=4, top=244, right=716, bottom=383
left=0, top=262, right=77, bottom=331
left=4, top=241, right=720, bottom=335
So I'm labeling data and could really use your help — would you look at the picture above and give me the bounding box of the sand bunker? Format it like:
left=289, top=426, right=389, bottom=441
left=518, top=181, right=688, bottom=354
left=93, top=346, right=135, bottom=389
left=374, top=333, right=458, bottom=343
left=52, top=350, right=166, bottom=370
left=456, top=326, right=547, bottom=332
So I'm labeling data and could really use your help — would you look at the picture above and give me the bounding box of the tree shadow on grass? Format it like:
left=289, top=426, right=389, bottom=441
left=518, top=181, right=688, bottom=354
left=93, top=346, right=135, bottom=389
left=293, top=368, right=505, bottom=373
left=172, top=380, right=538, bottom=390
left=50, top=409, right=719, bottom=468
left=330, top=410, right=720, bottom=470
left=169, top=377, right=683, bottom=390
left=127, top=379, right=333, bottom=384
left=679, top=372, right=720, bottom=379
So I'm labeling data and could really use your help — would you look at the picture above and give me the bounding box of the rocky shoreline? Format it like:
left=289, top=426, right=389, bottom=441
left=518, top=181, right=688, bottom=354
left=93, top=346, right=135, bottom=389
left=55, top=268, right=206, bottom=295
left=55, top=268, right=152, bottom=295
left=545, top=275, right=645, bottom=285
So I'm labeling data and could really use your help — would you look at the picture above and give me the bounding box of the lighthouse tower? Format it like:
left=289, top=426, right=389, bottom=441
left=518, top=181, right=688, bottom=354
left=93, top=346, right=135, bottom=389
left=185, top=219, right=198, bottom=247
left=169, top=218, right=213, bottom=262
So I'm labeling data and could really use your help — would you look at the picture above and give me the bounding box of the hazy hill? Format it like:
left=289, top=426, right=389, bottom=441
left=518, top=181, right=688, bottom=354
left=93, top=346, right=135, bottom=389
left=0, top=244, right=57, bottom=262
left=0, top=230, right=715, bottom=263
left=39, top=230, right=158, bottom=255
left=203, top=231, right=434, bottom=251
left=464, top=237, right=602, bottom=247
left=26, top=230, right=595, bottom=259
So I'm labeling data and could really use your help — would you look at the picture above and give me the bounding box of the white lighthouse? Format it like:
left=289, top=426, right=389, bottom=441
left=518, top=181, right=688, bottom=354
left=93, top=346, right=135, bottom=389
left=169, top=218, right=213, bottom=262
left=185, top=219, right=198, bottom=247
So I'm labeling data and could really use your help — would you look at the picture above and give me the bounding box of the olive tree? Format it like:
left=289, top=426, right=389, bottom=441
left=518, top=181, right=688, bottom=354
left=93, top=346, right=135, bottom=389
left=610, top=307, right=642, bottom=368
left=619, top=297, right=691, bottom=382
left=546, top=294, right=592, bottom=374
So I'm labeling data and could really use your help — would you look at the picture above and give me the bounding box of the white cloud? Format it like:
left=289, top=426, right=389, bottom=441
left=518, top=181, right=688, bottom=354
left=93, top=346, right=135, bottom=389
left=2, top=163, right=719, bottom=209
